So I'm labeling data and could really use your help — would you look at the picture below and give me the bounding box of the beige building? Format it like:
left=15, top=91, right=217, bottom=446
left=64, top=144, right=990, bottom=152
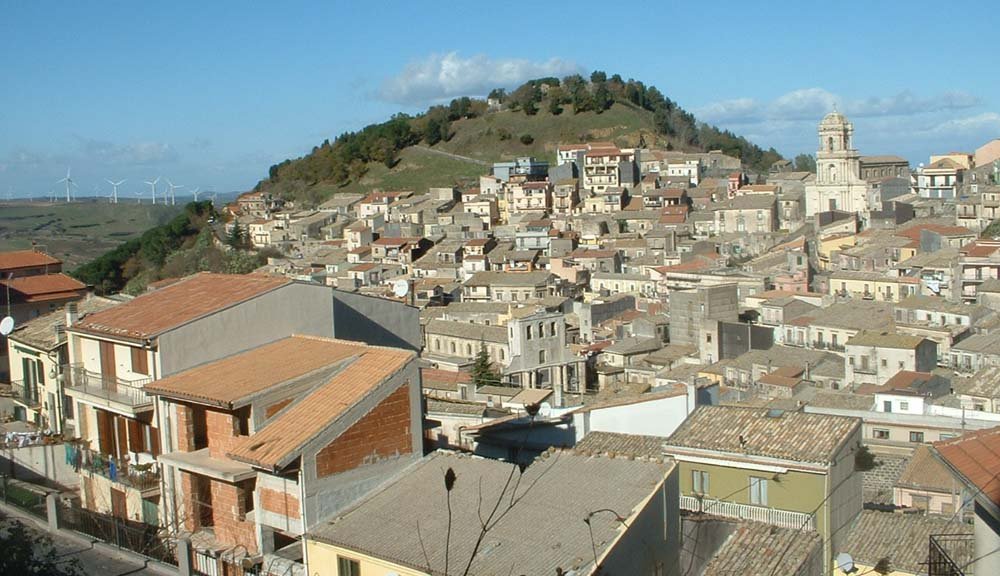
left=711, top=193, right=777, bottom=234
left=805, top=112, right=869, bottom=217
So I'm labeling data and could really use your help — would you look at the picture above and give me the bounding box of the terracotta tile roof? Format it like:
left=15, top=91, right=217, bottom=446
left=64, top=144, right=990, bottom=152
left=704, top=520, right=822, bottom=575
left=575, top=431, right=667, bottom=459
left=896, top=444, right=958, bottom=493
left=933, top=426, right=1000, bottom=506
left=663, top=406, right=859, bottom=464
left=145, top=336, right=365, bottom=407
left=227, top=338, right=414, bottom=470
left=9, top=295, right=118, bottom=350
left=960, top=240, right=1000, bottom=258
left=420, top=368, right=471, bottom=391
left=1, top=273, right=86, bottom=302
left=70, top=272, right=291, bottom=340
left=838, top=510, right=972, bottom=574
left=0, top=250, right=61, bottom=271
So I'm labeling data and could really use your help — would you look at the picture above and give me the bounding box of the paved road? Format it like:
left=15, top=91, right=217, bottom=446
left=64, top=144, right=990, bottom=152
left=2, top=512, right=164, bottom=575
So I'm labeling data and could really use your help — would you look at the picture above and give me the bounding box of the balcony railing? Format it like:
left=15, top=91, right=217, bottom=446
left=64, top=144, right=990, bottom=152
left=10, top=380, right=42, bottom=409
left=928, top=533, right=974, bottom=576
left=680, top=495, right=815, bottom=530
left=78, top=446, right=160, bottom=492
left=65, top=364, right=154, bottom=409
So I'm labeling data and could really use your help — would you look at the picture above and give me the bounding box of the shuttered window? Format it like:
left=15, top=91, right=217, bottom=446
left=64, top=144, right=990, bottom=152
left=130, top=347, right=149, bottom=375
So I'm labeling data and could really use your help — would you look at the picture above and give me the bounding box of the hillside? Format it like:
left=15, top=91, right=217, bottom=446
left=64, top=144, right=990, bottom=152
left=256, top=72, right=781, bottom=206
left=0, top=201, right=183, bottom=269
left=71, top=201, right=275, bottom=295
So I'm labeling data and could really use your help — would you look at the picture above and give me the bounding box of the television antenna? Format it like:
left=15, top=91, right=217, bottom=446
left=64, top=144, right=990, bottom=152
left=835, top=553, right=854, bottom=574
left=392, top=278, right=410, bottom=298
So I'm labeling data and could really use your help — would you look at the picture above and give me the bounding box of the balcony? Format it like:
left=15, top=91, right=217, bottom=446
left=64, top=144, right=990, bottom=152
left=79, top=446, right=160, bottom=494
left=928, top=533, right=974, bottom=576
left=64, top=364, right=154, bottom=414
left=680, top=495, right=815, bottom=530
left=10, top=380, right=42, bottom=409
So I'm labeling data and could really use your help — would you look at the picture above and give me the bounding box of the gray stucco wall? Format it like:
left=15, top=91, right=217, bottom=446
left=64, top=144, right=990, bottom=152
left=331, top=290, right=421, bottom=351
left=603, top=469, right=680, bottom=576
left=158, top=283, right=334, bottom=376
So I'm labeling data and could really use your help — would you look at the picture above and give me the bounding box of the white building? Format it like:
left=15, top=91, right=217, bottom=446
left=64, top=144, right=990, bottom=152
left=805, top=112, right=869, bottom=218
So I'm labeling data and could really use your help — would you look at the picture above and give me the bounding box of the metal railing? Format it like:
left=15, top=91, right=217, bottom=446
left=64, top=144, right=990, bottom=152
left=680, top=495, right=815, bottom=530
left=64, top=363, right=153, bottom=408
left=10, top=379, right=42, bottom=408
left=928, top=533, right=974, bottom=576
left=78, top=446, right=161, bottom=492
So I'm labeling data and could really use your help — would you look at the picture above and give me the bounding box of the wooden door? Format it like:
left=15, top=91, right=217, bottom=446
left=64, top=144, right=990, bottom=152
left=99, top=341, right=117, bottom=391
left=110, top=487, right=127, bottom=520
left=97, top=410, right=115, bottom=455
left=115, top=416, right=129, bottom=462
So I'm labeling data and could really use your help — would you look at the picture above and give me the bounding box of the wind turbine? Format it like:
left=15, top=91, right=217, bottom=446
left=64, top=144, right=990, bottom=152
left=56, top=168, right=77, bottom=202
left=134, top=190, right=144, bottom=204
left=144, top=177, right=159, bottom=204
left=189, top=186, right=201, bottom=201
left=166, top=179, right=183, bottom=205
left=106, top=179, right=125, bottom=204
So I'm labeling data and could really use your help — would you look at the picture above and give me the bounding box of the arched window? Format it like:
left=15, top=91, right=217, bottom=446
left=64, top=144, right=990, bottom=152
left=827, top=136, right=834, bottom=151
left=526, top=325, right=533, bottom=340
left=434, top=339, right=441, bottom=351
left=499, top=348, right=505, bottom=361
left=466, top=344, right=472, bottom=355
left=450, top=342, right=456, bottom=354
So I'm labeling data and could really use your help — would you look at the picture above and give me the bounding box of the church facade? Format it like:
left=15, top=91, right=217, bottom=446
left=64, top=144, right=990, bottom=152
left=805, top=112, right=869, bottom=218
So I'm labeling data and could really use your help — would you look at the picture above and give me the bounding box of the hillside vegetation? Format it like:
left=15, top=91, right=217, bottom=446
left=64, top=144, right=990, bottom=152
left=256, top=71, right=782, bottom=206
left=72, top=201, right=275, bottom=295
left=0, top=202, right=183, bottom=269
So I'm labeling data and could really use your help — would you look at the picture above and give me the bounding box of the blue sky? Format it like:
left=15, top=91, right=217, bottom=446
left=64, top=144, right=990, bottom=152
left=2, top=1, right=999, bottom=198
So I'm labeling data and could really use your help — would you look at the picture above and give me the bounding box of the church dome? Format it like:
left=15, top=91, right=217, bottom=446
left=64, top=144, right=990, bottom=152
left=820, top=110, right=848, bottom=127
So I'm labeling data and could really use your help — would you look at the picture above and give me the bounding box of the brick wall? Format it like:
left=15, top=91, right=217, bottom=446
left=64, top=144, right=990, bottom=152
left=259, top=487, right=300, bottom=519
left=209, top=478, right=258, bottom=554
left=176, top=404, right=194, bottom=452
left=206, top=408, right=241, bottom=459
left=314, top=383, right=412, bottom=478
left=180, top=471, right=198, bottom=532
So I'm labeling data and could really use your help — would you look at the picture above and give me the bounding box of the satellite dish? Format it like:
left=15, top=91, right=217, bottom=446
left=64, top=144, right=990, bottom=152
left=392, top=279, right=410, bottom=298
left=538, top=402, right=552, bottom=418
left=0, top=316, right=14, bottom=336
left=835, top=552, right=855, bottom=573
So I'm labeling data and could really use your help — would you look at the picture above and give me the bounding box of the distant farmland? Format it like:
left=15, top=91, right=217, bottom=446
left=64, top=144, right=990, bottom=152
left=0, top=200, right=183, bottom=269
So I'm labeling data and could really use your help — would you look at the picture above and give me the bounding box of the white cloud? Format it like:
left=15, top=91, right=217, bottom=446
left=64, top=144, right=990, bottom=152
left=923, top=112, right=1000, bottom=135
left=77, top=138, right=178, bottom=165
left=379, top=52, right=581, bottom=105
left=696, top=88, right=982, bottom=125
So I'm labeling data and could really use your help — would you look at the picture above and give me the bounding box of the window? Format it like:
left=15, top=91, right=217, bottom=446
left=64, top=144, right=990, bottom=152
left=549, top=322, right=557, bottom=337
left=911, top=495, right=930, bottom=511
left=692, top=470, right=709, bottom=495
left=881, top=359, right=887, bottom=368
left=449, top=342, right=456, bottom=354
left=434, top=339, right=441, bottom=351
left=538, top=350, right=546, bottom=364
left=873, top=428, right=890, bottom=440
left=526, top=325, right=533, bottom=340
left=749, top=476, right=768, bottom=506
left=900, top=401, right=909, bottom=411
left=909, top=431, right=925, bottom=443
left=466, top=344, right=472, bottom=356
left=130, top=347, right=149, bottom=375
left=337, top=556, right=361, bottom=576
left=883, top=401, right=892, bottom=412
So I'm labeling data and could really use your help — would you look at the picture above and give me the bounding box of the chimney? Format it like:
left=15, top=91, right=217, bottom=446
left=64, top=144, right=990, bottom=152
left=65, top=302, right=79, bottom=328
left=553, top=379, right=563, bottom=408
left=53, top=322, right=66, bottom=343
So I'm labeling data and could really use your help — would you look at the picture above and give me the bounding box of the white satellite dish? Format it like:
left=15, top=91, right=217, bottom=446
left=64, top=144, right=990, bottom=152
left=392, top=278, right=410, bottom=298
left=538, top=402, right=552, bottom=418
left=0, top=316, right=14, bottom=336
left=835, top=552, right=855, bottom=573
